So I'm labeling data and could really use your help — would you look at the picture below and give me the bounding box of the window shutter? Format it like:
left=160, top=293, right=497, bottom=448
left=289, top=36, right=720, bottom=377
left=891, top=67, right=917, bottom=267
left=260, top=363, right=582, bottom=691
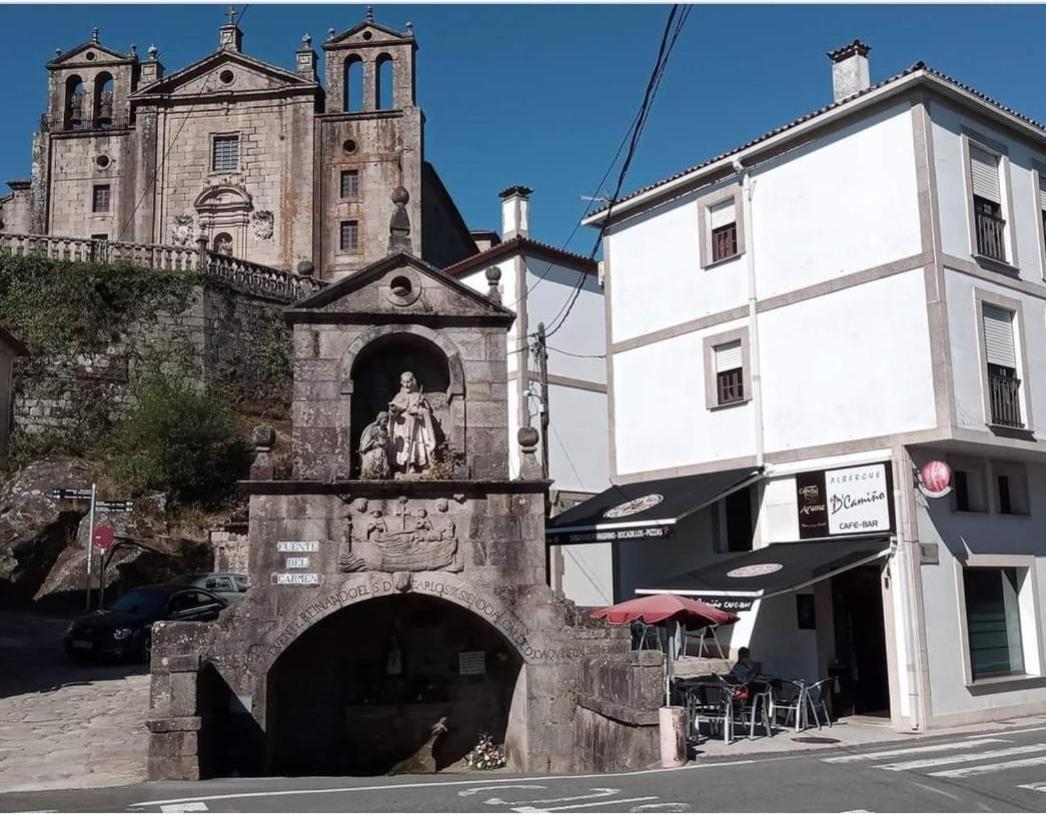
left=970, top=145, right=1001, bottom=203
left=1039, top=178, right=1046, bottom=212
left=709, top=200, right=736, bottom=230
left=715, top=340, right=742, bottom=373
left=983, top=305, right=1016, bottom=368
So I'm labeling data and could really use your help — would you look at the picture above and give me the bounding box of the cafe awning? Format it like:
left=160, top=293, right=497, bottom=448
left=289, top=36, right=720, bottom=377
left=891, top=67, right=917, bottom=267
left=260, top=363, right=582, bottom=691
left=546, top=467, right=763, bottom=545
left=636, top=537, right=894, bottom=603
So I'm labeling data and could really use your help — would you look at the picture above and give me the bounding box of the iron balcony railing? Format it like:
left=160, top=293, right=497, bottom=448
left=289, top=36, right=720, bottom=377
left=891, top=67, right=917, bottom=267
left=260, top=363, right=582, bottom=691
left=40, top=112, right=131, bottom=133
left=974, top=203, right=1007, bottom=262
left=988, top=367, right=1023, bottom=428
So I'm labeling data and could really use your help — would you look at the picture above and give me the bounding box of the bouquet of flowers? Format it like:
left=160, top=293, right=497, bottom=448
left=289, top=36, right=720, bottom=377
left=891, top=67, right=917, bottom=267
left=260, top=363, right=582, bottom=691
left=464, top=733, right=506, bottom=770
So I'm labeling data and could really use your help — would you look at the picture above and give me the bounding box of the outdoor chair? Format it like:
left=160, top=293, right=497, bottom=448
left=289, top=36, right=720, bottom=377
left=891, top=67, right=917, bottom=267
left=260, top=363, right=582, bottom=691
left=686, top=622, right=727, bottom=659
left=630, top=620, right=661, bottom=651
left=771, top=679, right=809, bottom=733
left=684, top=679, right=737, bottom=744
left=805, top=677, right=834, bottom=728
left=714, top=673, right=772, bottom=740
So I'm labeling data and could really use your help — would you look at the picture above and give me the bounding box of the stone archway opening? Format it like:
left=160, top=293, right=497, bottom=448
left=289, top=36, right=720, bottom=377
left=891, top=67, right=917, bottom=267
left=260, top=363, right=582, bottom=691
left=265, top=593, right=524, bottom=776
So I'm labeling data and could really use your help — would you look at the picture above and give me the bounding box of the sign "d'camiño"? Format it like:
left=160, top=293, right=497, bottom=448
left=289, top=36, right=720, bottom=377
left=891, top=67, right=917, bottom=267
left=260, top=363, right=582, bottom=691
left=796, top=462, right=894, bottom=539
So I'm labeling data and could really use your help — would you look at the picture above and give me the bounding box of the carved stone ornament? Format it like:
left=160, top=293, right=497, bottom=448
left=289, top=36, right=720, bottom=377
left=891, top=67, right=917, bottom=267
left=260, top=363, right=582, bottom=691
left=337, top=497, right=460, bottom=573
left=253, top=210, right=274, bottom=240
left=171, top=215, right=194, bottom=246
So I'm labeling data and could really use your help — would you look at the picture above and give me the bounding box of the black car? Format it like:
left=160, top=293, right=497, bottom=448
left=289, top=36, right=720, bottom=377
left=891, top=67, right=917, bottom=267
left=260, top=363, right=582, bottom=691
left=64, top=584, right=227, bottom=662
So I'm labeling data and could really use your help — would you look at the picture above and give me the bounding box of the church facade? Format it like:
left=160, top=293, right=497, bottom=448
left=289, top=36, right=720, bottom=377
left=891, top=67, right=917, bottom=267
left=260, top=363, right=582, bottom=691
left=0, top=9, right=477, bottom=279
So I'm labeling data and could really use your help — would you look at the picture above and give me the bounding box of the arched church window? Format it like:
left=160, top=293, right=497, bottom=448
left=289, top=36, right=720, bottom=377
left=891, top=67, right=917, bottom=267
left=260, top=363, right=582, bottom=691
left=65, top=75, right=85, bottom=131
left=375, top=54, right=394, bottom=110
left=344, top=56, right=363, bottom=112
left=94, top=72, right=114, bottom=129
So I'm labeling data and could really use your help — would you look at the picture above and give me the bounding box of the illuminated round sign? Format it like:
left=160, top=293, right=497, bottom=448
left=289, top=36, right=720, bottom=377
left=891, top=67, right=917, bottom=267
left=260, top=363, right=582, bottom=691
left=918, top=460, right=952, bottom=499
left=727, top=563, right=783, bottom=579
left=603, top=494, right=663, bottom=519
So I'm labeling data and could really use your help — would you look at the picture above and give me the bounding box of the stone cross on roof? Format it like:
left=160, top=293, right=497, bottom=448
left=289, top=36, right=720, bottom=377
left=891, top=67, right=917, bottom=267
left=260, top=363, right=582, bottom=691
left=225, top=5, right=238, bottom=25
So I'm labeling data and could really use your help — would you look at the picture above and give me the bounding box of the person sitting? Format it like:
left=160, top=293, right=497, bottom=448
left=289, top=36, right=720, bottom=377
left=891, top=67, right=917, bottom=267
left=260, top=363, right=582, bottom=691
left=730, top=646, right=758, bottom=683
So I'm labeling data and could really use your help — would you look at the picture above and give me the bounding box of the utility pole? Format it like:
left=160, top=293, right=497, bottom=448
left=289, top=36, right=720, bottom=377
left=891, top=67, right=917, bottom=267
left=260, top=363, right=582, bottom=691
left=85, top=483, right=96, bottom=611
left=535, top=322, right=551, bottom=484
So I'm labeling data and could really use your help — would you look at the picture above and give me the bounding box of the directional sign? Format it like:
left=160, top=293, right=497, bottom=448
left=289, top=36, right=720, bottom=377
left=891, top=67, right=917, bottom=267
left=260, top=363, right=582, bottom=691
left=51, top=488, right=93, bottom=501
left=95, top=500, right=134, bottom=513
left=92, top=526, right=115, bottom=551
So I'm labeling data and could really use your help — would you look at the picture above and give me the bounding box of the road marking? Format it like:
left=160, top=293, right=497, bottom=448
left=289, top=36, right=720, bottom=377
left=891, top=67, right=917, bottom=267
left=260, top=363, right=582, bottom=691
left=487, top=788, right=620, bottom=807
left=127, top=757, right=779, bottom=808
left=513, top=796, right=658, bottom=812
left=931, top=754, right=1046, bottom=779
left=460, top=785, right=547, bottom=797
left=1017, top=782, right=1046, bottom=793
left=159, top=805, right=208, bottom=813
left=877, top=743, right=1046, bottom=772
left=629, top=805, right=688, bottom=813
left=822, top=738, right=1009, bottom=763
left=966, top=725, right=1046, bottom=739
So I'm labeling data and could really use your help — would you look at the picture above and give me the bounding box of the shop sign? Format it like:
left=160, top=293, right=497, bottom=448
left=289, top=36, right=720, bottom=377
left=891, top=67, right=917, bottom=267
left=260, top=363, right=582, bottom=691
left=692, top=595, right=756, bottom=612
left=547, top=524, right=672, bottom=545
left=796, top=462, right=894, bottom=539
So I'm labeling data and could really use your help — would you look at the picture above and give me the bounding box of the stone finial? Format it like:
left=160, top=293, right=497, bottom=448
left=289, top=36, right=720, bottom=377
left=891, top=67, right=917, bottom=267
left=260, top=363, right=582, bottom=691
left=147, top=44, right=159, bottom=59
left=225, top=4, right=238, bottom=25
left=518, top=426, right=543, bottom=480
left=55, top=48, right=62, bottom=58
left=366, top=5, right=374, bottom=23
left=328, top=27, right=336, bottom=41
left=130, top=43, right=138, bottom=57
left=302, top=33, right=312, bottom=48
left=485, top=266, right=502, bottom=304
left=250, top=424, right=275, bottom=480
left=406, top=21, right=414, bottom=36
left=296, top=259, right=315, bottom=277
left=388, top=186, right=412, bottom=253
left=91, top=27, right=100, bottom=44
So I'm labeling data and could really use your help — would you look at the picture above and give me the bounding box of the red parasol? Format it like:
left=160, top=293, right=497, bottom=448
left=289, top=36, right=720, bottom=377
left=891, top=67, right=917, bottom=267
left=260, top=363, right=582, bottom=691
left=590, top=593, right=739, bottom=627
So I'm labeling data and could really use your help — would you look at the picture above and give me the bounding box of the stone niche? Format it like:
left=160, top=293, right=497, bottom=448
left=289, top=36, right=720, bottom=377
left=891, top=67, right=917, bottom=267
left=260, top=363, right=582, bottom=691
left=145, top=250, right=637, bottom=782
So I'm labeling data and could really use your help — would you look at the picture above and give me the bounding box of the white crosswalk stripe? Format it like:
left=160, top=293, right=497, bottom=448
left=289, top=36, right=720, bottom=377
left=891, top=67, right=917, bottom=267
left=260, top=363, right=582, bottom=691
left=931, top=754, right=1046, bottom=779
left=876, top=743, right=1046, bottom=772
left=822, top=738, right=1009, bottom=763
left=1018, top=782, right=1046, bottom=793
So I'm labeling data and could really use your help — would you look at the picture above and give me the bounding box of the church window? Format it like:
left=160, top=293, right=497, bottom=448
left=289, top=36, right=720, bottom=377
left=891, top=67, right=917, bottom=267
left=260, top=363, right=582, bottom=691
left=212, top=134, right=240, bottom=172
left=375, top=54, right=394, bottom=109
left=93, top=72, right=114, bottom=129
left=344, top=56, right=363, bottom=112
left=92, top=184, right=111, bottom=213
left=340, top=220, right=360, bottom=252
left=64, top=75, right=85, bottom=131
left=219, top=69, right=235, bottom=85
left=340, top=170, right=360, bottom=200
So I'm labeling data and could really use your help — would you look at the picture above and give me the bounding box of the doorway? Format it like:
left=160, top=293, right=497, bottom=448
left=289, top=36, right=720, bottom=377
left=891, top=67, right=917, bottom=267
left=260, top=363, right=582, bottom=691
left=830, top=564, right=889, bottom=716
left=265, top=594, right=523, bottom=776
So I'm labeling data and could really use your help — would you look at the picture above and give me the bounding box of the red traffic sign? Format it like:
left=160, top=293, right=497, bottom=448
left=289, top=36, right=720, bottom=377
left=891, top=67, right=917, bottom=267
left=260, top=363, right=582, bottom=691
left=92, top=526, right=115, bottom=551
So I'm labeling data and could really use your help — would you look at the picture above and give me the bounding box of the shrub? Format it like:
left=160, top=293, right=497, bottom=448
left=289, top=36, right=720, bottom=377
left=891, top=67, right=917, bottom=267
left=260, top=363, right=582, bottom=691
left=105, top=375, right=250, bottom=505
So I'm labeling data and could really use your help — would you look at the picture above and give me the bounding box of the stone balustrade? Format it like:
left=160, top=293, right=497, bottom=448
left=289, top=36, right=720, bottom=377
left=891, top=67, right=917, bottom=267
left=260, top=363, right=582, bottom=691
left=0, top=232, right=325, bottom=303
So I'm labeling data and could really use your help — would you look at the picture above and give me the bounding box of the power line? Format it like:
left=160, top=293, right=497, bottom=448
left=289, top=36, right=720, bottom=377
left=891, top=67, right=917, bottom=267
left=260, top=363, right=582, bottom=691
left=544, top=4, right=691, bottom=340
left=116, top=4, right=251, bottom=242
left=548, top=345, right=605, bottom=359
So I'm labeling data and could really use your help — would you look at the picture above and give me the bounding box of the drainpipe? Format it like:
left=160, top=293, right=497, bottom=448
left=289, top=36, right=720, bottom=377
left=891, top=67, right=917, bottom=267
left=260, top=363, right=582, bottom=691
left=732, top=158, right=765, bottom=470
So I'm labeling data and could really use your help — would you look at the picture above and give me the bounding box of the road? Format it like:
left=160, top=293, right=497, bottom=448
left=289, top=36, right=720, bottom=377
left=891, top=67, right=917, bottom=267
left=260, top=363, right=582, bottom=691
left=6, top=723, right=1046, bottom=812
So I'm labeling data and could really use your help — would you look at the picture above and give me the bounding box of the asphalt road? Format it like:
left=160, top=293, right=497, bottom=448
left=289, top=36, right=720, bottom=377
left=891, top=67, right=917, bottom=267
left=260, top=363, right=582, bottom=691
left=7, top=724, right=1046, bottom=812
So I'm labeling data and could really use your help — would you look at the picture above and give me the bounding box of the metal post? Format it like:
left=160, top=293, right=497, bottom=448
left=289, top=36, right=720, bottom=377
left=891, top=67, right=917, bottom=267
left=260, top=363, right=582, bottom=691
left=85, top=483, right=96, bottom=611
left=99, top=547, right=109, bottom=610
left=536, top=322, right=550, bottom=484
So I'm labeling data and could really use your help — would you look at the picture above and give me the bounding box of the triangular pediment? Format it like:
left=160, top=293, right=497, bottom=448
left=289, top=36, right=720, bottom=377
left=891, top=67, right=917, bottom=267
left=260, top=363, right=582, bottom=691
left=48, top=41, right=135, bottom=68
left=325, top=21, right=413, bottom=48
left=130, top=51, right=316, bottom=99
left=285, top=253, right=514, bottom=326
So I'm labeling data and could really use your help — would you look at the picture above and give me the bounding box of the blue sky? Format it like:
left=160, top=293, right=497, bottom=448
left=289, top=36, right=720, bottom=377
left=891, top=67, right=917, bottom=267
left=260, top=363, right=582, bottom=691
left=1, top=3, right=1045, bottom=253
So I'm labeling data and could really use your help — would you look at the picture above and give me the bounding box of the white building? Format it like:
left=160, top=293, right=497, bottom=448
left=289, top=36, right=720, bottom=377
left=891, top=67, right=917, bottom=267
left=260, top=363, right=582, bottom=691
left=445, top=187, right=613, bottom=606
left=551, top=40, right=1046, bottom=731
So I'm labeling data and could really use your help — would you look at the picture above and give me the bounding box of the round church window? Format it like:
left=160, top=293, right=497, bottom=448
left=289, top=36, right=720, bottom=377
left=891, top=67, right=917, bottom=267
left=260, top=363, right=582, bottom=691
left=343, top=139, right=358, bottom=154
left=390, top=276, right=412, bottom=298
left=362, top=31, right=373, bottom=40
left=85, top=51, right=96, bottom=61
left=220, top=69, right=235, bottom=85
left=95, top=155, right=110, bottom=169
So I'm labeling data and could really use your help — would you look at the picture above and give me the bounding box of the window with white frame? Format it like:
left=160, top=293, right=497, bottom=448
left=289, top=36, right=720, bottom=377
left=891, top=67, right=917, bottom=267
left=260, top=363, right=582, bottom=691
left=969, top=144, right=1008, bottom=262
left=982, top=304, right=1023, bottom=428
left=714, top=340, right=744, bottom=406
left=212, top=134, right=240, bottom=173
left=962, top=566, right=1026, bottom=679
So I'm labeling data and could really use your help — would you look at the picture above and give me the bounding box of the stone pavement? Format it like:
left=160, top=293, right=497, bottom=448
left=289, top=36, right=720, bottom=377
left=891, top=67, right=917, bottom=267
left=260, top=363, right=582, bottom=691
left=0, top=610, right=149, bottom=793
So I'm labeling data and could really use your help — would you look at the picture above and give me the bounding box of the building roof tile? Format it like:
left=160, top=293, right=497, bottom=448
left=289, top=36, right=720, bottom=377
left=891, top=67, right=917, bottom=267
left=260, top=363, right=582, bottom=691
left=441, top=235, right=597, bottom=278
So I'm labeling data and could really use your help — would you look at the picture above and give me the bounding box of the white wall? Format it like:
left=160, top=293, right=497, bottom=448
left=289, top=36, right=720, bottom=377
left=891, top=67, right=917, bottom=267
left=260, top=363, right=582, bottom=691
left=558, top=542, right=614, bottom=607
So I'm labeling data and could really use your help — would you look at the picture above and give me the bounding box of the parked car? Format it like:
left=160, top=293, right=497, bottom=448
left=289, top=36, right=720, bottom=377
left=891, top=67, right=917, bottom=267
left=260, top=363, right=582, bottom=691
left=172, top=572, right=249, bottom=603
left=64, top=584, right=227, bottom=662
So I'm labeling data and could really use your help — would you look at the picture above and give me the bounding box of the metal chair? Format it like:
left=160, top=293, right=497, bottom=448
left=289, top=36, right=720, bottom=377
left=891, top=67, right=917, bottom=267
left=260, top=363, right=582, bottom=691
left=804, top=677, right=834, bottom=728
left=630, top=620, right=661, bottom=651
left=684, top=679, right=736, bottom=744
left=771, top=679, right=809, bottom=733
left=686, top=623, right=727, bottom=659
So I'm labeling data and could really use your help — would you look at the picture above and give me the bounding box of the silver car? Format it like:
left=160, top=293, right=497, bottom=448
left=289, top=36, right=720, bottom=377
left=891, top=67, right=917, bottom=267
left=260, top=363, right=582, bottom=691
left=172, top=573, right=249, bottom=603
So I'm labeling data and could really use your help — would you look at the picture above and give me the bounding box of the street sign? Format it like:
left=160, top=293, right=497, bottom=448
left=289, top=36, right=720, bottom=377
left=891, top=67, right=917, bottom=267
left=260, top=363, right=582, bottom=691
left=95, top=500, right=134, bottom=513
left=51, top=488, right=94, bottom=501
left=92, top=526, right=115, bottom=551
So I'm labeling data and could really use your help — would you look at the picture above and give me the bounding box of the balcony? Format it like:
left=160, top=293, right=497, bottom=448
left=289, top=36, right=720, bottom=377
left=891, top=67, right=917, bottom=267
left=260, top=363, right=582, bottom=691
left=974, top=198, right=1007, bottom=262
left=987, top=366, right=1023, bottom=429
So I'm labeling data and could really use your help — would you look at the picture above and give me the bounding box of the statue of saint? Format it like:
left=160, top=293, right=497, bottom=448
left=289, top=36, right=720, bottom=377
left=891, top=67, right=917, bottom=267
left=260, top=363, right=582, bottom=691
left=359, top=410, right=390, bottom=479
left=387, top=371, right=438, bottom=474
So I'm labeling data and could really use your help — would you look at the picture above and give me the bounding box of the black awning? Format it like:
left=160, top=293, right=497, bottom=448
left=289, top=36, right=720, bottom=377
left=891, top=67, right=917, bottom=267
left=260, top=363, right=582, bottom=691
left=546, top=467, right=762, bottom=545
left=637, top=538, right=893, bottom=601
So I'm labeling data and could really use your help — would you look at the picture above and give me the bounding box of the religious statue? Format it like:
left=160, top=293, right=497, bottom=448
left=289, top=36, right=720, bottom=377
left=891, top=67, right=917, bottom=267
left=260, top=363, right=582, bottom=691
left=387, top=371, right=438, bottom=474
left=359, top=410, right=390, bottom=479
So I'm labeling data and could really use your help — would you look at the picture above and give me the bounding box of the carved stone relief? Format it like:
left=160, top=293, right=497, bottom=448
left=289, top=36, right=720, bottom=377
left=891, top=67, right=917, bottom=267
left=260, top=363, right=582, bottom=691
left=171, top=215, right=194, bottom=246
left=337, top=496, right=461, bottom=573
left=253, top=210, right=274, bottom=240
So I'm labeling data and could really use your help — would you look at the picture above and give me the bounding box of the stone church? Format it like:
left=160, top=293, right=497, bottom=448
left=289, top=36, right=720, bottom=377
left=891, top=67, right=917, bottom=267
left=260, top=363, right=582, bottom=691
left=0, top=8, right=478, bottom=279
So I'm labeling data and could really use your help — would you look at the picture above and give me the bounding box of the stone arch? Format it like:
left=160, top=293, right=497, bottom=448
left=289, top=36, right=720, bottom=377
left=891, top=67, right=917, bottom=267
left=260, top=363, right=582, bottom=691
left=344, top=55, right=363, bottom=111
left=375, top=52, right=394, bottom=109
left=194, top=184, right=253, bottom=257
left=93, top=71, right=114, bottom=127
left=339, top=324, right=465, bottom=399
left=64, top=74, right=85, bottom=130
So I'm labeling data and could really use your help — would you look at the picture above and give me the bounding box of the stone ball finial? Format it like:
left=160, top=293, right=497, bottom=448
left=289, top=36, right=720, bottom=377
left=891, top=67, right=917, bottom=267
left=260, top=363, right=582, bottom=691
left=406, top=21, right=414, bottom=35
left=518, top=426, right=540, bottom=451
left=366, top=5, right=374, bottom=23
left=91, top=27, right=100, bottom=43
left=485, top=266, right=501, bottom=285
left=296, top=259, right=315, bottom=277
left=391, top=186, right=409, bottom=205
left=147, top=44, right=159, bottom=59
left=252, top=424, right=275, bottom=449
left=55, top=47, right=62, bottom=57
left=130, top=43, right=138, bottom=57
left=327, top=27, right=336, bottom=40
left=302, top=33, right=312, bottom=48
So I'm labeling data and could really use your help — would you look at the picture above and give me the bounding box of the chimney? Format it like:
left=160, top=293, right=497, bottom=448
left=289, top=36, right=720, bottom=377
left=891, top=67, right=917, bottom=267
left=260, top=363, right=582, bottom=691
left=499, top=185, right=532, bottom=240
left=827, top=39, right=871, bottom=102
